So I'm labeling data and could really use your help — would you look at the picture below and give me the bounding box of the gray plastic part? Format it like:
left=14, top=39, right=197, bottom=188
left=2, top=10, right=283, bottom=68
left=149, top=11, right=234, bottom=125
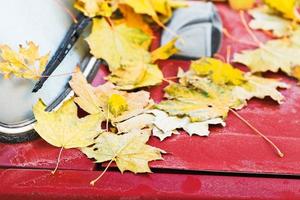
left=161, top=2, right=223, bottom=59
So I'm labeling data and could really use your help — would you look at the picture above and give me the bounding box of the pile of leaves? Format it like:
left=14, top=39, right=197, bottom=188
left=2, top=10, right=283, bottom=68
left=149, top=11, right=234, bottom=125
left=233, top=0, right=300, bottom=80
left=0, top=0, right=299, bottom=185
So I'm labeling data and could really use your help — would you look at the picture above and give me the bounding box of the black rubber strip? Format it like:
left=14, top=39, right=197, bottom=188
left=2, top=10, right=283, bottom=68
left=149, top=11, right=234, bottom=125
left=32, top=14, right=91, bottom=93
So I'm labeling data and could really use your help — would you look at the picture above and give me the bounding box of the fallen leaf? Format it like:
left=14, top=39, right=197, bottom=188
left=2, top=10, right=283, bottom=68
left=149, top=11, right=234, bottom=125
left=156, top=83, right=232, bottom=122
left=264, top=0, right=299, bottom=20
left=116, top=113, right=154, bottom=133
left=116, top=23, right=152, bottom=49
left=33, top=98, right=102, bottom=149
left=86, top=18, right=151, bottom=72
left=292, top=65, right=300, bottom=80
left=74, top=0, right=118, bottom=17
left=0, top=42, right=49, bottom=80
left=157, top=59, right=287, bottom=122
left=228, top=0, right=255, bottom=10
left=183, top=65, right=288, bottom=106
left=233, top=30, right=300, bottom=80
left=69, top=69, right=152, bottom=122
left=120, top=0, right=156, bottom=17
left=232, top=74, right=289, bottom=105
left=149, top=109, right=225, bottom=140
left=119, top=4, right=153, bottom=46
left=120, top=0, right=185, bottom=24
left=86, top=19, right=178, bottom=89
left=190, top=58, right=245, bottom=86
left=249, top=6, right=296, bottom=37
left=120, top=0, right=161, bottom=24
left=151, top=38, right=178, bottom=62
left=182, top=118, right=225, bottom=136
left=82, top=128, right=165, bottom=173
left=150, top=0, right=172, bottom=16
left=149, top=109, right=189, bottom=140
left=107, top=63, right=163, bottom=90
left=33, top=98, right=102, bottom=173
left=69, top=67, right=103, bottom=114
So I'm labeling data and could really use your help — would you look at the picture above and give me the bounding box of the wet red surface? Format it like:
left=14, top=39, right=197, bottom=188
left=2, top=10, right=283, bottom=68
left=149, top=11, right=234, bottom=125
left=1, top=169, right=300, bottom=200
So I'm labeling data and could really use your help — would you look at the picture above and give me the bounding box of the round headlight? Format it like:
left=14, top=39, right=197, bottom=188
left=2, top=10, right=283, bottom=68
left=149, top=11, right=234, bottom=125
left=0, top=0, right=97, bottom=143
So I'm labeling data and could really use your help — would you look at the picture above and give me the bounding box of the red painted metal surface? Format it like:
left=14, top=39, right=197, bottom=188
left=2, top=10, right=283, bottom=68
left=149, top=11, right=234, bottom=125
left=0, top=140, right=95, bottom=170
left=1, top=169, right=300, bottom=200
left=103, top=4, right=300, bottom=175
left=1, top=1, right=300, bottom=175
left=1, top=3, right=300, bottom=199
left=146, top=60, right=300, bottom=175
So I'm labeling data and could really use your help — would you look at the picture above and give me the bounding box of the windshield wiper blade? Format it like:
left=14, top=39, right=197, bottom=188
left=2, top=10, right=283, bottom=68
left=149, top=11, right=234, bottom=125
left=32, top=14, right=90, bottom=93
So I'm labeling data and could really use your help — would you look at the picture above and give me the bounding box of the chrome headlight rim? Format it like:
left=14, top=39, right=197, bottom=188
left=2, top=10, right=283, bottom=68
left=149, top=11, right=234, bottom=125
left=0, top=57, right=100, bottom=143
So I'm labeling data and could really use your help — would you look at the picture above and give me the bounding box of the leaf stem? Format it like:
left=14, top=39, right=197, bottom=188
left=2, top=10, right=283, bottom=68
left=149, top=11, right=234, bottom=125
left=39, top=71, right=78, bottom=78
left=90, top=133, right=143, bottom=186
left=162, top=76, right=178, bottom=84
left=105, top=17, right=114, bottom=28
left=239, top=10, right=288, bottom=63
left=239, top=10, right=264, bottom=47
left=90, top=159, right=114, bottom=186
left=214, top=53, right=226, bottom=62
left=154, top=18, right=184, bottom=44
left=230, top=109, right=284, bottom=158
left=53, top=0, right=78, bottom=23
left=222, top=28, right=259, bottom=47
left=52, top=147, right=64, bottom=174
left=106, top=104, right=110, bottom=132
left=226, top=45, right=231, bottom=63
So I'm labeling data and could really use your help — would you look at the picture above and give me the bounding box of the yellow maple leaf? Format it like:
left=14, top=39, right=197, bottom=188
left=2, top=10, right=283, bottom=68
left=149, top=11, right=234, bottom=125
left=69, top=67, right=104, bottom=114
left=292, top=66, right=300, bottom=80
left=232, top=74, right=289, bottom=105
left=264, top=0, right=299, bottom=20
left=151, top=0, right=172, bottom=16
left=116, top=113, right=155, bottom=133
left=233, top=30, right=300, bottom=80
left=120, top=0, right=158, bottom=20
left=151, top=38, right=178, bottom=62
left=118, top=4, right=153, bottom=44
left=33, top=98, right=102, bottom=173
left=81, top=128, right=165, bottom=176
left=74, top=0, right=118, bottom=17
left=33, top=98, right=102, bottom=148
left=86, top=18, right=151, bottom=72
left=248, top=6, right=296, bottom=37
left=0, top=41, right=49, bottom=80
left=183, top=67, right=288, bottom=106
left=120, top=0, right=182, bottom=24
left=157, top=64, right=288, bottom=122
left=86, top=18, right=176, bottom=90
left=19, top=41, right=40, bottom=65
left=157, top=82, right=232, bottom=122
left=107, top=63, right=163, bottom=90
left=190, top=58, right=245, bottom=86
left=149, top=109, right=224, bottom=141
left=69, top=68, right=152, bottom=121
left=228, top=0, right=255, bottom=10
left=116, top=23, right=152, bottom=49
